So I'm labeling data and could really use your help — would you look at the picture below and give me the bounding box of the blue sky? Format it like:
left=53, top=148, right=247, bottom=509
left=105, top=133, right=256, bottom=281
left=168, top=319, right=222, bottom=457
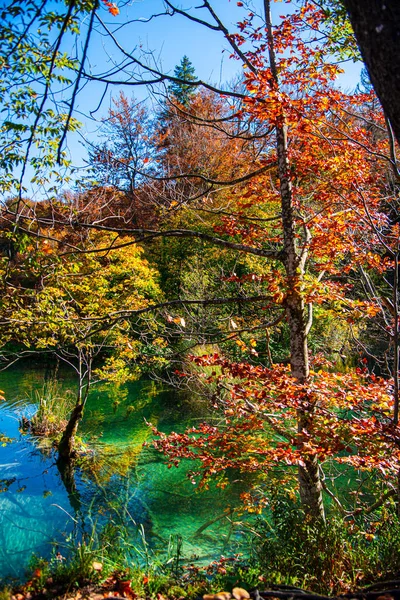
left=69, top=0, right=361, bottom=163
left=78, top=0, right=362, bottom=109
left=20, top=0, right=363, bottom=197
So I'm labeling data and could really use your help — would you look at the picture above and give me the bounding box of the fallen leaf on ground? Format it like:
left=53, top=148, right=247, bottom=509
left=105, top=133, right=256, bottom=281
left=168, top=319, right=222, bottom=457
left=232, top=588, right=250, bottom=600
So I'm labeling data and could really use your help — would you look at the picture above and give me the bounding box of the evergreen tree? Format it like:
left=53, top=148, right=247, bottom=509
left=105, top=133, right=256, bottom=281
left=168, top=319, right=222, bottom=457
left=356, top=67, right=373, bottom=93
left=168, top=56, right=197, bottom=105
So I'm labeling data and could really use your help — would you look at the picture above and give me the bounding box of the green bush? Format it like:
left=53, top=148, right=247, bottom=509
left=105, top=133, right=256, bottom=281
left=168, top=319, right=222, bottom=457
left=253, top=495, right=400, bottom=593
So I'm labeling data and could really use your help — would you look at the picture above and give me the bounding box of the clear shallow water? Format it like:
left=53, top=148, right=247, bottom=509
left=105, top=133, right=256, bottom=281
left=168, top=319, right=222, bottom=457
left=0, top=365, right=250, bottom=582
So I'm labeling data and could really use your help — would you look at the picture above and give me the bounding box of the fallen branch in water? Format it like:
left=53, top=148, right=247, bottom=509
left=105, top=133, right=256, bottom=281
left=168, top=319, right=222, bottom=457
left=194, top=507, right=234, bottom=537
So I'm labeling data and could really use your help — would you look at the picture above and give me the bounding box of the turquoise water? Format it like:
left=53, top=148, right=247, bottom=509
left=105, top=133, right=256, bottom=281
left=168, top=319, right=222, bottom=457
left=0, top=365, right=249, bottom=582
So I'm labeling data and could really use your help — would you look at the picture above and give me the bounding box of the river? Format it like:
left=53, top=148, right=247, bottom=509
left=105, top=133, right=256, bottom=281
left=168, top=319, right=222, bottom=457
left=0, top=364, right=251, bottom=582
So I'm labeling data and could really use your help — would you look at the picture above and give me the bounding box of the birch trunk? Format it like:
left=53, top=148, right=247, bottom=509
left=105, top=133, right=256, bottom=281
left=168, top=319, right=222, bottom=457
left=264, top=0, right=325, bottom=520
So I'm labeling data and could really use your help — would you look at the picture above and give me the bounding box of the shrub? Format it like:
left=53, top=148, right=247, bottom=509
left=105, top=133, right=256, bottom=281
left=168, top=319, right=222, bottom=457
left=253, top=495, right=400, bottom=593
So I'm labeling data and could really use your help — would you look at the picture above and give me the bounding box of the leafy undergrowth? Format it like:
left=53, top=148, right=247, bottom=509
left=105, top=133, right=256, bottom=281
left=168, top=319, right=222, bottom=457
left=1, top=556, right=259, bottom=600
left=0, top=519, right=260, bottom=600
left=253, top=497, right=400, bottom=595
left=3, top=552, right=400, bottom=600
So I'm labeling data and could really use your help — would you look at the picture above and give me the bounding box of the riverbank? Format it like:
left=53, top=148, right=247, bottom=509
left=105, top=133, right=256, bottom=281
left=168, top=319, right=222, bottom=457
left=4, top=572, right=400, bottom=600
left=1, top=557, right=255, bottom=600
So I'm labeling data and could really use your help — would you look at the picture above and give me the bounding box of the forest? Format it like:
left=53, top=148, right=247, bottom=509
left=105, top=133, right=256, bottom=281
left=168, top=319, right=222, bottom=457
left=1, top=0, right=400, bottom=597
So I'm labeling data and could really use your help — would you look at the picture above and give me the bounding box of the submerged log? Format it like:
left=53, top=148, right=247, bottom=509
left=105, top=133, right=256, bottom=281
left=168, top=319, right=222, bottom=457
left=193, top=507, right=233, bottom=537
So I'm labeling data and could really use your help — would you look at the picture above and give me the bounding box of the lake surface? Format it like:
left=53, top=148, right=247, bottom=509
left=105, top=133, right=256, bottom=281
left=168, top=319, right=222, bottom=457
left=0, top=364, right=250, bottom=582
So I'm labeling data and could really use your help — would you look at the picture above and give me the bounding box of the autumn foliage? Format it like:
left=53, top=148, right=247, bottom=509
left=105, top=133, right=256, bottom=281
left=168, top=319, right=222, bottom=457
left=155, top=354, right=397, bottom=511
left=1, top=0, right=400, bottom=531
left=149, top=1, right=400, bottom=519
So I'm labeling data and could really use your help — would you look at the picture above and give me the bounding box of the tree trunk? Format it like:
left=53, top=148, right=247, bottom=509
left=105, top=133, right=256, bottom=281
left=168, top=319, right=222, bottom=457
left=286, top=277, right=325, bottom=520
left=57, top=402, right=84, bottom=461
left=264, top=0, right=325, bottom=520
left=57, top=352, right=91, bottom=462
left=297, top=408, right=325, bottom=519
left=342, top=0, right=400, bottom=145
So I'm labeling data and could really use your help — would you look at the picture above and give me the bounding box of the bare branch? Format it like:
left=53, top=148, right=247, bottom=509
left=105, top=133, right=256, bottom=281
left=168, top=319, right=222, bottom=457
left=89, top=14, right=256, bottom=100
left=166, top=0, right=259, bottom=76
left=59, top=227, right=283, bottom=260
left=57, top=3, right=97, bottom=163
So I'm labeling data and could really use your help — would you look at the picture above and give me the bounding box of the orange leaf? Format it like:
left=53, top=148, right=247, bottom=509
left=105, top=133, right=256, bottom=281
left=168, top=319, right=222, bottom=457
left=102, top=1, right=119, bottom=16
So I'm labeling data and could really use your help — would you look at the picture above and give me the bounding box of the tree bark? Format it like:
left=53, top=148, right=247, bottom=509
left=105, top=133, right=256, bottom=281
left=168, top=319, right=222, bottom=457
left=57, top=402, right=84, bottom=461
left=297, top=410, right=325, bottom=519
left=57, top=352, right=91, bottom=462
left=342, top=0, right=400, bottom=145
left=264, top=0, right=325, bottom=520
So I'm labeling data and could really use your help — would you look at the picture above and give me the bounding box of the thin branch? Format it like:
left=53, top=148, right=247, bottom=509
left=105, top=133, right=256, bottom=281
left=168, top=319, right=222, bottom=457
left=90, top=13, right=255, bottom=100
left=163, top=0, right=221, bottom=31
left=202, top=0, right=258, bottom=75
left=350, top=487, right=396, bottom=516
left=385, top=116, right=400, bottom=182
left=59, top=227, right=283, bottom=260
left=15, top=0, right=77, bottom=208
left=82, top=69, right=253, bottom=101
left=57, top=3, right=97, bottom=162
left=89, top=155, right=277, bottom=186
left=4, top=0, right=48, bottom=61
left=86, top=294, right=276, bottom=322
left=320, top=480, right=345, bottom=515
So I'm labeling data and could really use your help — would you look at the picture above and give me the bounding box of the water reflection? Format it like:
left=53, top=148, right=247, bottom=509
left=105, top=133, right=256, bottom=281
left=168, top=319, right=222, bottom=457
left=0, top=365, right=249, bottom=581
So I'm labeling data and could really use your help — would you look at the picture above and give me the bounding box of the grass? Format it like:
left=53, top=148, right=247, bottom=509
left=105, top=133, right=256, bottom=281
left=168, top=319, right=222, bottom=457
left=2, top=511, right=259, bottom=600
left=14, top=522, right=208, bottom=599
left=28, top=379, right=75, bottom=438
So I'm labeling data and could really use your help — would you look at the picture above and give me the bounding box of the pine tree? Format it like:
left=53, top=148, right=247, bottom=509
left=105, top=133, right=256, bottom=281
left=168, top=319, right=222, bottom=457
left=356, top=67, right=373, bottom=93
left=168, top=56, right=197, bottom=105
